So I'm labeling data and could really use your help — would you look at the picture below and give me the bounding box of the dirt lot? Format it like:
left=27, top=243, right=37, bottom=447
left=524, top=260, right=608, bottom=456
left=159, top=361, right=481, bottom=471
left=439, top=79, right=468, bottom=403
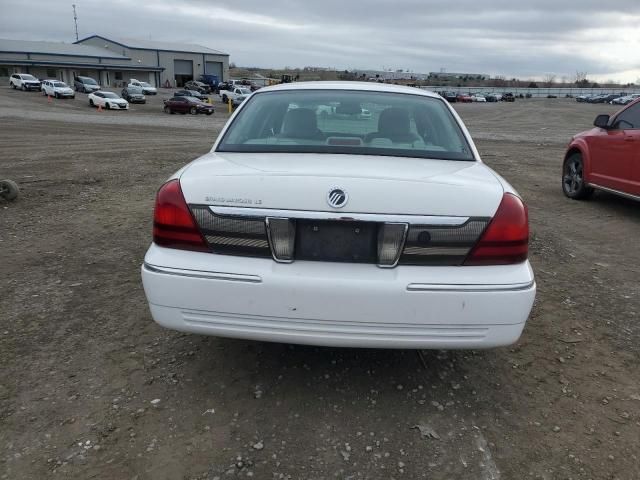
left=1, top=87, right=639, bottom=480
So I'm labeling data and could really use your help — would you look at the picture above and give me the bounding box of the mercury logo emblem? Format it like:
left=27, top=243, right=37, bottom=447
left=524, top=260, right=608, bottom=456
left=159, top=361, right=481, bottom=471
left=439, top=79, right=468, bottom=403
left=327, top=188, right=348, bottom=208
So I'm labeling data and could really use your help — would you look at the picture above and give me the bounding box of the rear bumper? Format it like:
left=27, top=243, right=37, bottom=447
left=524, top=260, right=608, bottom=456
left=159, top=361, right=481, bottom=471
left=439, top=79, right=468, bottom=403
left=141, top=245, right=536, bottom=349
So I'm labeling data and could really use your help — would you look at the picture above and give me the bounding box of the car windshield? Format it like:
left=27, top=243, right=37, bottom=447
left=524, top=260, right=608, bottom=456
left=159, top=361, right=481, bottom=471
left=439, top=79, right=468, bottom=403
left=217, top=90, right=474, bottom=161
left=22, top=74, right=37, bottom=80
left=185, top=96, right=201, bottom=103
left=102, top=92, right=119, bottom=99
left=53, top=82, right=67, bottom=88
left=139, top=82, right=152, bottom=87
left=82, top=78, right=97, bottom=85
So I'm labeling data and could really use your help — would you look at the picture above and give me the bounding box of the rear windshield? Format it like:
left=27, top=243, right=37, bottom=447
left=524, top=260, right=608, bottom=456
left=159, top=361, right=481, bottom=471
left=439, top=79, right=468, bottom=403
left=217, top=90, right=474, bottom=160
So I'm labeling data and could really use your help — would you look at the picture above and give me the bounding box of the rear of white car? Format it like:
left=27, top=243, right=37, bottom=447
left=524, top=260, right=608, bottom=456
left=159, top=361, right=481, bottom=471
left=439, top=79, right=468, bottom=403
left=141, top=82, right=535, bottom=349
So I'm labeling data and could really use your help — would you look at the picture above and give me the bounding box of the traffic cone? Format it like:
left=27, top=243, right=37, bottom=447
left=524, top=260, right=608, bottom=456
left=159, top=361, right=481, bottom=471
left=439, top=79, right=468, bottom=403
left=47, top=95, right=52, bottom=103
left=97, top=103, right=103, bottom=112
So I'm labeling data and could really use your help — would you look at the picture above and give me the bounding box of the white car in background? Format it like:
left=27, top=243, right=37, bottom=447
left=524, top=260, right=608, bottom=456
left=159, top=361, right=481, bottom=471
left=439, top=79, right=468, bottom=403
left=128, top=79, right=157, bottom=95
left=141, top=82, right=535, bottom=349
left=41, top=79, right=75, bottom=99
left=87, top=91, right=129, bottom=110
left=471, top=94, right=487, bottom=102
left=612, top=94, right=640, bottom=105
left=9, top=73, right=41, bottom=91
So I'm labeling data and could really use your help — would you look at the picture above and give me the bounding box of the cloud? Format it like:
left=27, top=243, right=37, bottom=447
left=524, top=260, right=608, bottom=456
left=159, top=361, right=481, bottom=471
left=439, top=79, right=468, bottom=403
left=1, top=0, right=639, bottom=82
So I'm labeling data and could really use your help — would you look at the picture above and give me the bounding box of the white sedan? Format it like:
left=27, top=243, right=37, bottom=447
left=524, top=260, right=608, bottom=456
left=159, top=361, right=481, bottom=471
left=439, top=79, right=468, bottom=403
left=471, top=94, right=487, bottom=102
left=88, top=91, right=129, bottom=110
left=141, top=82, right=536, bottom=349
left=41, top=80, right=75, bottom=99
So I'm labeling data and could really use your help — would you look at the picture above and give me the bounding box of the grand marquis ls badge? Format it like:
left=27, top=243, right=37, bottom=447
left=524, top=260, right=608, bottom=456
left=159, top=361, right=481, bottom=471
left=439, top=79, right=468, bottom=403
left=327, top=188, right=348, bottom=208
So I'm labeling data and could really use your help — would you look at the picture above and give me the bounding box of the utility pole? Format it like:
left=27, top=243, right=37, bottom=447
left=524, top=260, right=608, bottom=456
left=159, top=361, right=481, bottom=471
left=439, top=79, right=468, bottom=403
left=72, top=4, right=78, bottom=41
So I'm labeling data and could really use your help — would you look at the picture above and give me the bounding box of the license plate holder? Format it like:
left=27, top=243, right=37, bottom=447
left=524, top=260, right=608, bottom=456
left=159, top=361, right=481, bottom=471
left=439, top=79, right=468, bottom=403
left=295, top=220, right=378, bottom=263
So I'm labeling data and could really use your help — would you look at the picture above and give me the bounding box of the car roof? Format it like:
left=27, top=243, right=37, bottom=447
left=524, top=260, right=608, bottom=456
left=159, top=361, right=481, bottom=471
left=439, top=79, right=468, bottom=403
left=258, top=81, right=440, bottom=98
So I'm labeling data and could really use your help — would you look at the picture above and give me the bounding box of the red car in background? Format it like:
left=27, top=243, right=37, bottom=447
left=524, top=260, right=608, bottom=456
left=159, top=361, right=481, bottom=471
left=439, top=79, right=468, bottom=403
left=563, top=99, right=640, bottom=200
left=163, top=96, right=214, bottom=115
left=456, top=93, right=473, bottom=103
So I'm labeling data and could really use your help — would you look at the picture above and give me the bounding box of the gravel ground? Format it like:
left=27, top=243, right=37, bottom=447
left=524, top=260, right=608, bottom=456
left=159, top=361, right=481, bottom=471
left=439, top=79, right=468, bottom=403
left=1, top=87, right=639, bottom=480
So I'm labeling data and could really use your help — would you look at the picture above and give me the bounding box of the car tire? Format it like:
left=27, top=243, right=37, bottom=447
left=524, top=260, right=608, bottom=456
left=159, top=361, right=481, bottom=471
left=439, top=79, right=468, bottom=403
left=205, top=111, right=213, bottom=116
left=55, top=93, right=59, bottom=99
left=105, top=103, right=110, bottom=110
left=21, top=84, right=26, bottom=91
left=163, top=106, right=171, bottom=114
left=562, top=153, right=594, bottom=200
left=222, top=95, right=228, bottom=103
left=190, top=106, right=197, bottom=115
left=0, top=179, right=20, bottom=201
left=89, top=99, right=94, bottom=107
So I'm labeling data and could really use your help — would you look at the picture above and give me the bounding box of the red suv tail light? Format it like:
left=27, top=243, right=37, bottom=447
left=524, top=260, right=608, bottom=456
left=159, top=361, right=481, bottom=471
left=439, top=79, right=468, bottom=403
left=153, top=179, right=209, bottom=252
left=464, top=193, right=529, bottom=266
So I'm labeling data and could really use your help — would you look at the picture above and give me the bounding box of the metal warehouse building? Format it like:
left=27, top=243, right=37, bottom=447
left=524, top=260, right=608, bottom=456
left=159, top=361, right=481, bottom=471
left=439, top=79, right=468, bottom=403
left=0, top=35, right=229, bottom=88
left=76, top=35, right=229, bottom=87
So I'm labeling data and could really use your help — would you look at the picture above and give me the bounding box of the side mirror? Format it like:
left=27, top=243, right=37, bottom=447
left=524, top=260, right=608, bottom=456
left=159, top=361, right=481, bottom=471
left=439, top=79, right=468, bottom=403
left=594, top=114, right=610, bottom=129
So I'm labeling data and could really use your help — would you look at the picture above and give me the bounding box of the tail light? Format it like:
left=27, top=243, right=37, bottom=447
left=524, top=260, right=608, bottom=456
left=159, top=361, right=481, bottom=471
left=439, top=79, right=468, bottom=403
left=153, top=179, right=209, bottom=252
left=464, top=193, right=528, bottom=265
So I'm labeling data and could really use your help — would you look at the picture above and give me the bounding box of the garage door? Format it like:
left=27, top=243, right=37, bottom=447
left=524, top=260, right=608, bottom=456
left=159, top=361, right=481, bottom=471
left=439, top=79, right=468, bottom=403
left=205, top=61, right=223, bottom=80
left=173, top=60, right=193, bottom=75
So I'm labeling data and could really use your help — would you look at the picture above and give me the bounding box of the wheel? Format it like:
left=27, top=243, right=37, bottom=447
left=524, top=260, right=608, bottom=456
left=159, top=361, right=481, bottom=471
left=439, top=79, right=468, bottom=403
left=89, top=99, right=94, bottom=107
left=105, top=103, right=110, bottom=110
left=222, top=95, right=228, bottom=103
left=21, top=84, right=26, bottom=91
left=11, top=82, right=16, bottom=89
left=205, top=111, right=213, bottom=116
left=562, top=153, right=594, bottom=200
left=189, top=106, right=197, bottom=115
left=55, top=92, right=59, bottom=99
left=0, top=179, right=19, bottom=201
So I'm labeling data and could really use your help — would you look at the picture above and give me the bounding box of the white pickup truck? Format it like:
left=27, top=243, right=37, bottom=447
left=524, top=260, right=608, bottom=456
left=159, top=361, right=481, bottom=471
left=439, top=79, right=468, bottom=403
left=219, top=86, right=252, bottom=106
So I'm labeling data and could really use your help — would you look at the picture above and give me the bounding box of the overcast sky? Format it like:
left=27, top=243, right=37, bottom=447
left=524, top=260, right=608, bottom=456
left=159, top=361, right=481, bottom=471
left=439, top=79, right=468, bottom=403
left=1, top=0, right=639, bottom=82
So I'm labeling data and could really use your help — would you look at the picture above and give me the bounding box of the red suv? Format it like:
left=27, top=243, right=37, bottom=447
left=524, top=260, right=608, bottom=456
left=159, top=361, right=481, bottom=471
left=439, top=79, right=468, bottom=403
left=563, top=99, right=640, bottom=200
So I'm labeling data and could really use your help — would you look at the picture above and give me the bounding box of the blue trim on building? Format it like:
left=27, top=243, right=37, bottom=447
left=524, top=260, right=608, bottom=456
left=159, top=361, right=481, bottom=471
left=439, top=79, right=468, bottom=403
left=0, top=59, right=164, bottom=71
left=0, top=50, right=130, bottom=60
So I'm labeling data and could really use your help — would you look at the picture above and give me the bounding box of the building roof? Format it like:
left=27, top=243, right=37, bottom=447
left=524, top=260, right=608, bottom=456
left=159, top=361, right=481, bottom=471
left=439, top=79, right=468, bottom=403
left=0, top=38, right=129, bottom=59
left=76, top=35, right=228, bottom=56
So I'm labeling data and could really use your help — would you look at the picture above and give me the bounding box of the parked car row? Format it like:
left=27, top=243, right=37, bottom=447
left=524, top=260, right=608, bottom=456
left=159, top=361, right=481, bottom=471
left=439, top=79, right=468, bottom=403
left=439, top=91, right=516, bottom=103
left=8, top=78, right=219, bottom=116
left=575, top=93, right=639, bottom=104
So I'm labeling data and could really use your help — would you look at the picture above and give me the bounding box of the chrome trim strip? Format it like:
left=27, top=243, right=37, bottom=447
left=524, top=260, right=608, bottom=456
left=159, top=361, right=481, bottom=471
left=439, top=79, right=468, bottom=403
left=587, top=183, right=640, bottom=202
left=143, top=263, right=262, bottom=283
left=210, top=206, right=468, bottom=226
left=407, top=281, right=535, bottom=292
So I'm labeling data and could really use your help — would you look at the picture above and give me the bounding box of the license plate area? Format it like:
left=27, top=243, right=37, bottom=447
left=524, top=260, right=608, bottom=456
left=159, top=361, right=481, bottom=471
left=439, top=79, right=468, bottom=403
left=295, top=220, right=378, bottom=263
